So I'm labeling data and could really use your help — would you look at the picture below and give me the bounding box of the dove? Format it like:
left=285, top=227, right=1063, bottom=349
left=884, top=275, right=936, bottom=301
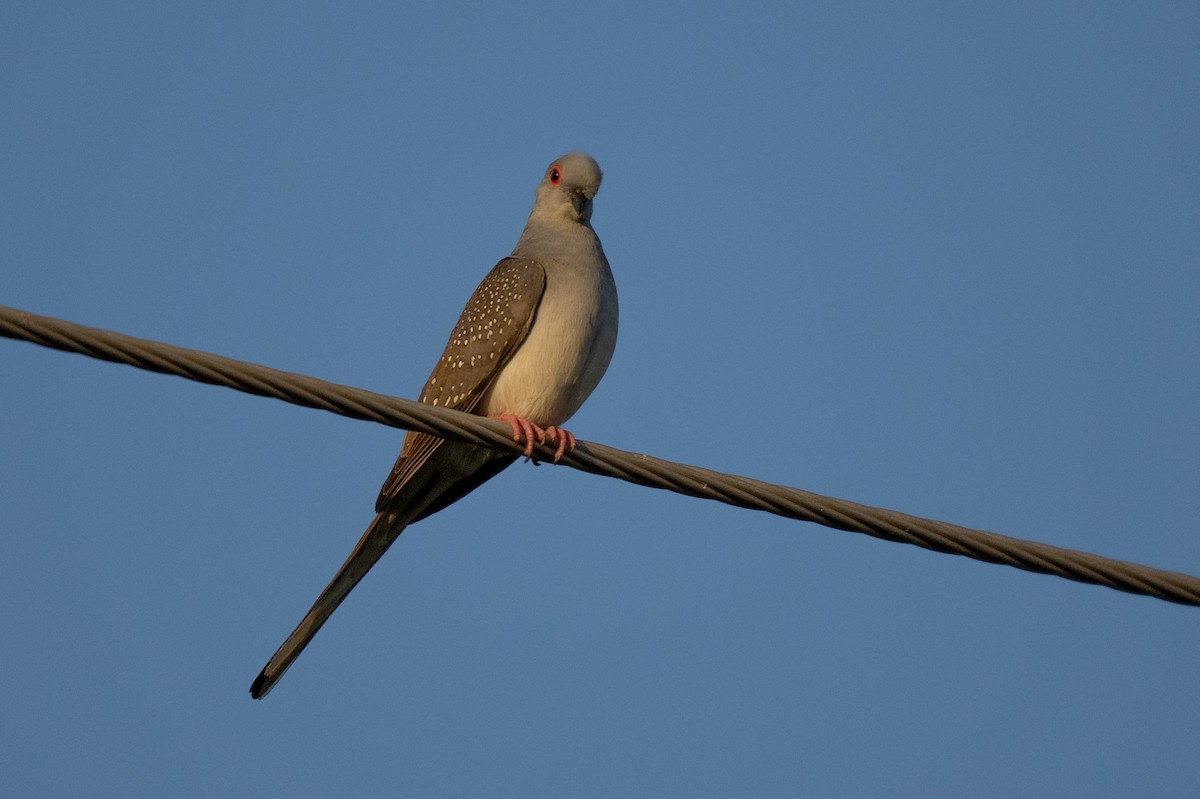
left=250, top=152, right=618, bottom=697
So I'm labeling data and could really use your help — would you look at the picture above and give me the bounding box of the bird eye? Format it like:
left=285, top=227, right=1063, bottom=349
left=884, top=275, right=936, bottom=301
left=549, top=167, right=562, bottom=185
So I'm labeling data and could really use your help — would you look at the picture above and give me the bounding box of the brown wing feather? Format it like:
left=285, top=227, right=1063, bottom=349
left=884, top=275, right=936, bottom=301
left=374, top=256, right=546, bottom=511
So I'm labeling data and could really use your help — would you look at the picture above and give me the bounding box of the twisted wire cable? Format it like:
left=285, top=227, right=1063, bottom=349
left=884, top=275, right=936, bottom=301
left=3, top=303, right=1198, bottom=606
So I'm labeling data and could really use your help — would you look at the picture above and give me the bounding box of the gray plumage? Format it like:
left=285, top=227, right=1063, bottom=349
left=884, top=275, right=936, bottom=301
left=250, top=153, right=618, bottom=698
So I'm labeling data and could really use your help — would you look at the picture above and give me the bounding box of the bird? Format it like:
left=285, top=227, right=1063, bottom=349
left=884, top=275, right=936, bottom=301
left=249, top=152, right=619, bottom=698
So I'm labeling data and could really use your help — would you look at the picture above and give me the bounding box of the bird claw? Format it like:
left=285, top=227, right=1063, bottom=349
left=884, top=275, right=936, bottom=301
left=493, top=414, right=576, bottom=463
left=543, top=426, right=576, bottom=463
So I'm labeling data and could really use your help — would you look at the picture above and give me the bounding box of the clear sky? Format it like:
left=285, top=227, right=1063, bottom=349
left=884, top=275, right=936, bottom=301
left=3, top=2, right=1198, bottom=796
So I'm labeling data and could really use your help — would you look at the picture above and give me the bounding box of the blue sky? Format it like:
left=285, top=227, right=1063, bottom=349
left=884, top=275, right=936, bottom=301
left=3, top=2, right=1198, bottom=796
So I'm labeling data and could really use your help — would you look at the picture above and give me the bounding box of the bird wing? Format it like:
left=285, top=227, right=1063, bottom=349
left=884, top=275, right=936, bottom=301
left=250, top=257, right=545, bottom=698
left=375, top=256, right=546, bottom=512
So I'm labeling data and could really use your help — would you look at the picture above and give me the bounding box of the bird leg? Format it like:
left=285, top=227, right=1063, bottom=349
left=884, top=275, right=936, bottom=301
left=493, top=414, right=576, bottom=463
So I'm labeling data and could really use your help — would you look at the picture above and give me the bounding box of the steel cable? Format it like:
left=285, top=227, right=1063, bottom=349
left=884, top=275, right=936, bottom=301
left=3, top=303, right=1198, bottom=606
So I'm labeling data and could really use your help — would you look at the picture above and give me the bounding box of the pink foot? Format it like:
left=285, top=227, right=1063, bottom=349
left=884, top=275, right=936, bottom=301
left=543, top=426, right=576, bottom=463
left=493, top=414, right=577, bottom=463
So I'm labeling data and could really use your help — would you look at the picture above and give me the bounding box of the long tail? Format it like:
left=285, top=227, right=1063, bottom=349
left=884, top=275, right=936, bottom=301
left=250, top=507, right=411, bottom=699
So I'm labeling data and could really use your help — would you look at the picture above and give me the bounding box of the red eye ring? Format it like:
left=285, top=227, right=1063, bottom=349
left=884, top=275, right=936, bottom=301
left=549, top=166, right=562, bottom=185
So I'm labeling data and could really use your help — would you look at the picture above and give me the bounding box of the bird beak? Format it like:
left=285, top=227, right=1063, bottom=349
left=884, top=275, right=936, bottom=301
left=571, top=191, right=593, bottom=219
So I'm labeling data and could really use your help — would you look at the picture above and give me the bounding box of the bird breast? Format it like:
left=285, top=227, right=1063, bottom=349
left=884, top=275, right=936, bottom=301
left=479, top=254, right=618, bottom=428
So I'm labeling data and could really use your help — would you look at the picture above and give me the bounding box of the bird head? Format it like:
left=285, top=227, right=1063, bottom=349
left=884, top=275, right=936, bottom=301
left=533, top=152, right=603, bottom=224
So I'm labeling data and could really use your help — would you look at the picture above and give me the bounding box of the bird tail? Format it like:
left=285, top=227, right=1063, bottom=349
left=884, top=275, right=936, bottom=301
left=249, top=506, right=413, bottom=699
